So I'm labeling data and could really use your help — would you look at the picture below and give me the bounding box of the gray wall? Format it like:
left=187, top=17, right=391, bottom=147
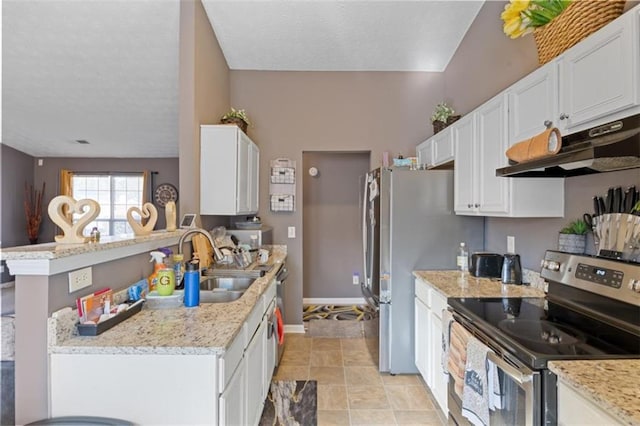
left=486, top=169, right=640, bottom=270
left=302, top=151, right=370, bottom=299
left=33, top=157, right=178, bottom=243
left=0, top=145, right=35, bottom=248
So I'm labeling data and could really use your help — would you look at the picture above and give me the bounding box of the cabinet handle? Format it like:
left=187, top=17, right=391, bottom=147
left=544, top=120, right=553, bottom=129
left=467, top=204, right=472, bottom=208
left=559, top=113, right=569, bottom=121
left=474, top=204, right=480, bottom=208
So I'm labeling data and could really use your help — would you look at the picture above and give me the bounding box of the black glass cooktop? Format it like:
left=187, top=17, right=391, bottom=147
left=447, top=297, right=640, bottom=369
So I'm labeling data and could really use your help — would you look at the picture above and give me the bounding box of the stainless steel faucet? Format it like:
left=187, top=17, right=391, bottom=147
left=177, top=228, right=225, bottom=263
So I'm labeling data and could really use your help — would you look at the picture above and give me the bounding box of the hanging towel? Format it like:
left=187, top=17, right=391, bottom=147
left=441, top=309, right=454, bottom=375
left=274, top=307, right=285, bottom=345
left=448, top=322, right=469, bottom=399
left=462, top=335, right=491, bottom=426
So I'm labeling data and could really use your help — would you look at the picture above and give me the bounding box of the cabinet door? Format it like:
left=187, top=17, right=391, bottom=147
left=508, top=63, right=559, bottom=145
left=236, top=134, right=251, bottom=214
left=245, top=320, right=266, bottom=426
left=200, top=126, right=239, bottom=215
left=414, top=297, right=431, bottom=386
left=416, top=139, right=433, bottom=169
left=557, top=381, right=620, bottom=425
left=220, top=356, right=245, bottom=426
left=248, top=142, right=260, bottom=213
left=429, top=312, right=448, bottom=414
left=432, top=128, right=454, bottom=166
left=560, top=12, right=636, bottom=131
left=453, top=115, right=476, bottom=214
left=476, top=95, right=510, bottom=215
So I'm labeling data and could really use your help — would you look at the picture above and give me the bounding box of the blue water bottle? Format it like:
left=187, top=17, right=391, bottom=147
left=183, top=262, right=200, bottom=307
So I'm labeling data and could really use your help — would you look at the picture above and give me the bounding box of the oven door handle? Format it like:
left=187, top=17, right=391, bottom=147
left=487, top=352, right=532, bottom=386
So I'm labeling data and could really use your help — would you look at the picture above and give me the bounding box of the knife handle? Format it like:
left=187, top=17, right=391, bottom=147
left=613, top=187, right=623, bottom=213
left=597, top=197, right=606, bottom=217
left=593, top=196, right=600, bottom=216
left=606, top=188, right=614, bottom=214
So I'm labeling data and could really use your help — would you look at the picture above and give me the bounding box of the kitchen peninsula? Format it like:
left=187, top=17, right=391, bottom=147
left=2, top=231, right=285, bottom=425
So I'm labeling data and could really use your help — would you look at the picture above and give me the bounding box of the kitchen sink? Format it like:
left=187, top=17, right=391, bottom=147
left=200, top=290, right=244, bottom=304
left=200, top=276, right=255, bottom=291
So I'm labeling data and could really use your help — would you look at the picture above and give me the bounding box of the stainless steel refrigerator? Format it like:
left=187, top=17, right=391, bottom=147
left=361, top=168, right=484, bottom=374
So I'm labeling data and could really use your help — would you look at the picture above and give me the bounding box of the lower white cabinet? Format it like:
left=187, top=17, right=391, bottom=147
left=220, top=356, right=246, bottom=426
left=245, top=320, right=267, bottom=426
left=557, top=380, right=621, bottom=425
left=414, top=278, right=448, bottom=415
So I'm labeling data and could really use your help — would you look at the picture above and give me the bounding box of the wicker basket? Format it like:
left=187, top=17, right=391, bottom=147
left=432, top=115, right=461, bottom=134
left=533, top=0, right=625, bottom=65
left=221, top=117, right=248, bottom=134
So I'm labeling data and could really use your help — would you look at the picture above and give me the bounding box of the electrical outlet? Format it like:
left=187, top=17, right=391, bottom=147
left=352, top=273, right=360, bottom=285
left=507, top=236, right=515, bottom=254
left=68, top=267, right=92, bottom=293
left=288, top=226, right=296, bottom=238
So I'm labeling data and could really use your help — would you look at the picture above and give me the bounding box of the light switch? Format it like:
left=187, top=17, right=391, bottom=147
left=288, top=226, right=296, bottom=238
left=507, top=236, right=515, bottom=254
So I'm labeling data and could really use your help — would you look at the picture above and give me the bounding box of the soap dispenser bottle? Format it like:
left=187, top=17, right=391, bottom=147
left=148, top=251, right=166, bottom=292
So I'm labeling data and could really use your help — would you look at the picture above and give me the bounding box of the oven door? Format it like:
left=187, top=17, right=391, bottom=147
left=448, top=317, right=541, bottom=426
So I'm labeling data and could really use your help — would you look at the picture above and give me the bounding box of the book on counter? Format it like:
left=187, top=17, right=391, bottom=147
left=76, top=288, right=113, bottom=323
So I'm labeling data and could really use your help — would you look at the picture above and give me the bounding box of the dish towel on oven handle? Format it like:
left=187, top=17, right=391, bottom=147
left=462, top=334, right=491, bottom=426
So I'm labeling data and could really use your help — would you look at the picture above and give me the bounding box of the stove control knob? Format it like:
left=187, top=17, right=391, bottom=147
left=628, top=279, right=640, bottom=293
left=542, top=260, right=560, bottom=271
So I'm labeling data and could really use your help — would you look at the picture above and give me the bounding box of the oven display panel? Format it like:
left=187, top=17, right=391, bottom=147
left=575, top=263, right=623, bottom=288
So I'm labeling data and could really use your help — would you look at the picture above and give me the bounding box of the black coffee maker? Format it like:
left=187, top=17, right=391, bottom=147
left=501, top=253, right=523, bottom=285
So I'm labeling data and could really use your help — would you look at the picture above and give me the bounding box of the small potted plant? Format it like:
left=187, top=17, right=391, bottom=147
left=431, top=103, right=461, bottom=134
left=220, top=107, right=251, bottom=133
left=558, top=219, right=589, bottom=254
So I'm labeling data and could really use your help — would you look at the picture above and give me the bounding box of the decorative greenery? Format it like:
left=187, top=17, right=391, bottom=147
left=560, top=219, right=589, bottom=235
left=431, top=103, right=455, bottom=124
left=501, top=0, right=571, bottom=39
left=24, top=182, right=45, bottom=243
left=632, top=200, right=640, bottom=213
left=221, top=107, right=251, bottom=126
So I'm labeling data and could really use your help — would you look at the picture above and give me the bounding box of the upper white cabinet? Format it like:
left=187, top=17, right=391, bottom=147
left=558, top=9, right=638, bottom=133
left=454, top=95, right=564, bottom=217
left=201, top=125, right=260, bottom=216
left=508, top=63, right=559, bottom=145
left=416, top=127, right=454, bottom=169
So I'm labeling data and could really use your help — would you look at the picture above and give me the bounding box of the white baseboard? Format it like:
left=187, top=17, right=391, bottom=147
left=303, top=297, right=366, bottom=305
left=284, top=324, right=305, bottom=334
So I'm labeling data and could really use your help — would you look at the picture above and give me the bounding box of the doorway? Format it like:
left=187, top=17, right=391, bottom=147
left=302, top=151, right=370, bottom=302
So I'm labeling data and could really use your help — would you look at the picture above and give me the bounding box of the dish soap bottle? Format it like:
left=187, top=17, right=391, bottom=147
left=172, top=253, right=185, bottom=290
left=148, top=251, right=166, bottom=292
left=456, top=242, right=469, bottom=273
left=156, top=258, right=176, bottom=296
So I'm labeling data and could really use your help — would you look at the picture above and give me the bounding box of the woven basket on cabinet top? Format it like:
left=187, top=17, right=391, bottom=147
left=533, top=0, right=626, bottom=65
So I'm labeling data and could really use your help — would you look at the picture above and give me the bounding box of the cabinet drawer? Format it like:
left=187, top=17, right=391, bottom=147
left=431, top=290, right=447, bottom=319
left=219, top=330, right=245, bottom=391
left=246, top=301, right=263, bottom=342
left=263, top=279, right=276, bottom=310
left=415, top=279, right=430, bottom=306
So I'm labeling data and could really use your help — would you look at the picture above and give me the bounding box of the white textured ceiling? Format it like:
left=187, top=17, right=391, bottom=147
left=203, top=0, right=484, bottom=72
left=2, top=0, right=483, bottom=158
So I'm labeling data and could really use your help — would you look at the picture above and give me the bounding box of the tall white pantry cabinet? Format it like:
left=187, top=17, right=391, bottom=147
left=200, top=125, right=260, bottom=216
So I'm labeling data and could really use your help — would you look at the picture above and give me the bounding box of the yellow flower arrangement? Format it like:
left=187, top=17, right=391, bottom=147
left=501, top=0, right=571, bottom=39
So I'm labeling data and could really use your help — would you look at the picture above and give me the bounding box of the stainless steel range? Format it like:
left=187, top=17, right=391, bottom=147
left=447, top=250, right=640, bottom=426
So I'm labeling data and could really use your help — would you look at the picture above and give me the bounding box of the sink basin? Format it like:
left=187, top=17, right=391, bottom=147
left=200, top=276, right=255, bottom=291
left=200, top=290, right=244, bottom=303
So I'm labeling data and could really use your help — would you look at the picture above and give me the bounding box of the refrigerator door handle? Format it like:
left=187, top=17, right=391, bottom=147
left=362, top=172, right=370, bottom=288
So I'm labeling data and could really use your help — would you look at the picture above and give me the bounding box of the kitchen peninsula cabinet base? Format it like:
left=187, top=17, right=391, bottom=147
left=50, top=354, right=219, bottom=424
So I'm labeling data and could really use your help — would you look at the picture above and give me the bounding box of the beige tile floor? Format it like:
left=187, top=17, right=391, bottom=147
left=274, top=334, right=447, bottom=426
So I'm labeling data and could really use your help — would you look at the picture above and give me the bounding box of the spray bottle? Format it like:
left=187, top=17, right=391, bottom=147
left=148, top=251, right=166, bottom=292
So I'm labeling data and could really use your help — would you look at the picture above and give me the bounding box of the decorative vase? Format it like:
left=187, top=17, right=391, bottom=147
left=558, top=233, right=586, bottom=254
left=29, top=237, right=38, bottom=245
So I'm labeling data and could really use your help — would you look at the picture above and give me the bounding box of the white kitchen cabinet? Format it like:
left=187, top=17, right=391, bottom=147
left=414, top=296, right=430, bottom=384
left=558, top=9, right=638, bottom=133
left=201, top=125, right=260, bottom=216
left=414, top=278, right=448, bottom=415
left=432, top=127, right=455, bottom=166
left=245, top=320, right=267, bottom=426
left=454, top=95, right=564, bottom=217
left=220, top=355, right=246, bottom=426
left=557, top=380, right=621, bottom=425
left=416, top=128, right=454, bottom=169
left=508, top=62, right=559, bottom=145
left=416, top=139, right=434, bottom=168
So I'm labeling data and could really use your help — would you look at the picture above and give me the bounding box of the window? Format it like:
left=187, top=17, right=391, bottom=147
left=72, top=174, right=144, bottom=236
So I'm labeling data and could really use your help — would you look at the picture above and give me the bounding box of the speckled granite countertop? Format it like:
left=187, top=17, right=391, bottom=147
left=1, top=230, right=185, bottom=260
left=549, top=360, right=640, bottom=425
left=48, top=246, right=287, bottom=356
left=412, top=270, right=545, bottom=298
